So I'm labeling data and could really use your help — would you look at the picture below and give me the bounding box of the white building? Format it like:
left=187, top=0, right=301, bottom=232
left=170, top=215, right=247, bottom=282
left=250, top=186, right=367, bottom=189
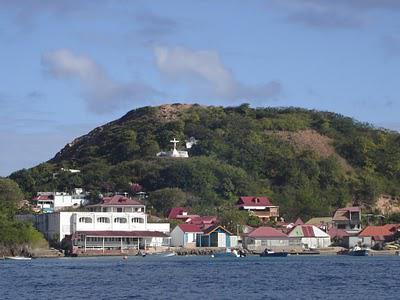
left=288, top=225, right=331, bottom=249
left=34, top=189, right=88, bottom=212
left=34, top=195, right=170, bottom=253
left=170, top=224, right=203, bottom=247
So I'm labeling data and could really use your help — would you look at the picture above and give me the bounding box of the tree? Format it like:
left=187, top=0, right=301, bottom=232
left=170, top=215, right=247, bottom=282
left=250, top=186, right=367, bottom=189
left=0, top=178, right=24, bottom=215
left=148, top=188, right=186, bottom=217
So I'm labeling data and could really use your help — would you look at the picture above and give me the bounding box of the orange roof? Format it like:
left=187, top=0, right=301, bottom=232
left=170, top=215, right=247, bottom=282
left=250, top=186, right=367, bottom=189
left=358, top=226, right=393, bottom=237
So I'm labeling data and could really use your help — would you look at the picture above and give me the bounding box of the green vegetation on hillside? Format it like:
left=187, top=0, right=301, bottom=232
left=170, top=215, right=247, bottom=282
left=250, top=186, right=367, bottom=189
left=0, top=178, right=47, bottom=249
left=9, top=104, right=400, bottom=220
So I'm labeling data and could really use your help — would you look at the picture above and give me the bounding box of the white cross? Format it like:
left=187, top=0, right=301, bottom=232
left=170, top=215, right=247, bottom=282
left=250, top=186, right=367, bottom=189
left=170, top=138, right=179, bottom=150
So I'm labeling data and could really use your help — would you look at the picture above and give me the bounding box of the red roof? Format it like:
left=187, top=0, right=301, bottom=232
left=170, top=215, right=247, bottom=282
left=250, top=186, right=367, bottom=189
left=328, top=228, right=350, bottom=238
left=178, top=224, right=203, bottom=233
left=168, top=207, right=186, bottom=219
left=97, top=195, right=143, bottom=206
left=237, top=196, right=274, bottom=207
left=33, top=195, right=53, bottom=201
left=383, top=224, right=400, bottom=232
left=247, top=226, right=287, bottom=238
left=301, top=225, right=315, bottom=237
left=359, top=226, right=393, bottom=238
left=188, top=216, right=218, bottom=225
left=337, top=206, right=360, bottom=213
left=75, top=231, right=168, bottom=238
left=294, top=218, right=304, bottom=225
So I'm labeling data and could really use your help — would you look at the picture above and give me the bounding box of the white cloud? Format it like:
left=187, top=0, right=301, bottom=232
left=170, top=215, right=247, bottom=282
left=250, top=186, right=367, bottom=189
left=42, top=49, right=160, bottom=114
left=154, top=46, right=281, bottom=102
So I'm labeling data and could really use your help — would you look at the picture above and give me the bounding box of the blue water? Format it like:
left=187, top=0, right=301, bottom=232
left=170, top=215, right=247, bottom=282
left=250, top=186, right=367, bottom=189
left=1, top=255, right=399, bottom=299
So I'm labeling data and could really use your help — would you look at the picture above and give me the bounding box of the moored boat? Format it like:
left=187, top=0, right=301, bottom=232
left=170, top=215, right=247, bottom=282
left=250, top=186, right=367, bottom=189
left=212, top=249, right=246, bottom=258
left=260, top=249, right=288, bottom=257
left=5, top=256, right=32, bottom=261
left=337, top=246, right=369, bottom=256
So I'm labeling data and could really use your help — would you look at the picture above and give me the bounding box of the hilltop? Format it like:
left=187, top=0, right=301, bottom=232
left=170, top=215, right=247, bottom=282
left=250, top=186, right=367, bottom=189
left=10, top=103, right=400, bottom=220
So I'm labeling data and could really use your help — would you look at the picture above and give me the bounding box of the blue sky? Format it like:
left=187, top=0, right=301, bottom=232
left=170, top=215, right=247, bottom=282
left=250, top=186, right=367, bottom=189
left=1, top=0, right=400, bottom=176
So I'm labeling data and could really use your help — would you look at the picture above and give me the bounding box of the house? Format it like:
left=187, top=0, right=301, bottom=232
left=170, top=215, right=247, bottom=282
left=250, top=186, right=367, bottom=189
left=332, top=207, right=362, bottom=234
left=328, top=227, right=360, bottom=248
left=33, top=189, right=88, bottom=213
left=187, top=216, right=218, bottom=228
left=197, top=225, right=237, bottom=248
left=31, top=195, right=170, bottom=253
left=306, top=217, right=333, bottom=232
left=170, top=224, right=203, bottom=247
left=167, top=207, right=199, bottom=221
left=288, top=225, right=331, bottom=249
left=243, top=226, right=290, bottom=252
left=358, top=226, right=395, bottom=248
left=237, top=196, right=279, bottom=221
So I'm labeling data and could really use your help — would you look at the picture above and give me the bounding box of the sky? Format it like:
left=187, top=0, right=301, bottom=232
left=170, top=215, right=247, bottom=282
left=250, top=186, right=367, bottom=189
left=1, top=0, right=400, bottom=176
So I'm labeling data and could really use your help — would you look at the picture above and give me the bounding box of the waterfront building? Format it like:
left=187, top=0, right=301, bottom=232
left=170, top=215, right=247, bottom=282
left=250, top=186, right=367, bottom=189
left=32, top=195, right=170, bottom=253
left=236, top=196, right=279, bottom=222
left=197, top=225, right=238, bottom=248
left=170, top=224, right=203, bottom=247
left=332, top=206, right=362, bottom=234
left=243, top=226, right=290, bottom=252
left=358, top=225, right=396, bottom=248
left=288, top=225, right=331, bottom=249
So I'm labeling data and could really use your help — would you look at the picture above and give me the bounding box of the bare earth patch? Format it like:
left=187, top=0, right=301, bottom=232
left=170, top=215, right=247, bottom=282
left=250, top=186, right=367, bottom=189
left=156, top=104, right=194, bottom=121
left=266, top=129, right=352, bottom=172
left=374, top=195, right=400, bottom=215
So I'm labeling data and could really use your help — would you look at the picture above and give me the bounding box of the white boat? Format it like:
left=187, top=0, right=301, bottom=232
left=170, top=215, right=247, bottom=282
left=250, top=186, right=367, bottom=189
left=212, top=249, right=246, bottom=258
left=5, top=256, right=32, bottom=261
left=162, top=252, right=176, bottom=257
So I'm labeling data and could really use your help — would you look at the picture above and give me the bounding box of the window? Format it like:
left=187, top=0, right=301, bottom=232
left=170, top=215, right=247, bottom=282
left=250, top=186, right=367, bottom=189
left=79, top=217, right=92, bottom=223
left=132, top=217, right=144, bottom=223
left=117, top=208, right=123, bottom=212
left=97, top=217, right=110, bottom=223
left=114, top=217, right=127, bottom=223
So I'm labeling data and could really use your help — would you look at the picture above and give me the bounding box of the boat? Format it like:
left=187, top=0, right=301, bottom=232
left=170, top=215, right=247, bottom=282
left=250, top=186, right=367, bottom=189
left=153, top=251, right=176, bottom=257
left=5, top=256, right=32, bottom=261
left=337, top=246, right=369, bottom=256
left=296, top=249, right=320, bottom=255
left=212, top=249, right=246, bottom=258
left=348, top=246, right=369, bottom=256
left=260, top=249, right=289, bottom=257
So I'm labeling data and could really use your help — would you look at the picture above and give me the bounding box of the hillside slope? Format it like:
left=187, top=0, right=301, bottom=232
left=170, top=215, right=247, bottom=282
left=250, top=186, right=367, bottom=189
left=10, top=103, right=400, bottom=220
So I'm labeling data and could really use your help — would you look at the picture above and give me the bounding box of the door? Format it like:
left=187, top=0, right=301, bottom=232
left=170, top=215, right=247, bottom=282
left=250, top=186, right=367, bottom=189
left=218, top=233, right=226, bottom=247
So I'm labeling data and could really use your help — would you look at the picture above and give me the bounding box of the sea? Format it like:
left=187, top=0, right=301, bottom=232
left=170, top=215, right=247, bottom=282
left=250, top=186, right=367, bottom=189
left=0, top=255, right=399, bottom=300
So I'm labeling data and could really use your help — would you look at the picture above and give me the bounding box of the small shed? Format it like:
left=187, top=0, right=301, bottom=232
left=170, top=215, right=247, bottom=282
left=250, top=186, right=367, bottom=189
left=170, top=224, right=203, bottom=248
left=197, top=225, right=234, bottom=248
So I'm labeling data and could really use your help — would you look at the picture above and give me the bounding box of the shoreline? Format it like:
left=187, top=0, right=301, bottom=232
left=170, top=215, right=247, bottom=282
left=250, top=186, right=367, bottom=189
left=20, top=248, right=400, bottom=258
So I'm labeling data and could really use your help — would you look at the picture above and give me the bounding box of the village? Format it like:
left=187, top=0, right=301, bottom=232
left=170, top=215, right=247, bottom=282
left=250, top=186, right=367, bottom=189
left=16, top=188, right=400, bottom=258
left=13, top=138, right=400, bottom=258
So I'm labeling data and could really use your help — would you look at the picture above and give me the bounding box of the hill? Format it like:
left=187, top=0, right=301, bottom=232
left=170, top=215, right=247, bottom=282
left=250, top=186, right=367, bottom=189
left=9, top=103, right=400, bottom=220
